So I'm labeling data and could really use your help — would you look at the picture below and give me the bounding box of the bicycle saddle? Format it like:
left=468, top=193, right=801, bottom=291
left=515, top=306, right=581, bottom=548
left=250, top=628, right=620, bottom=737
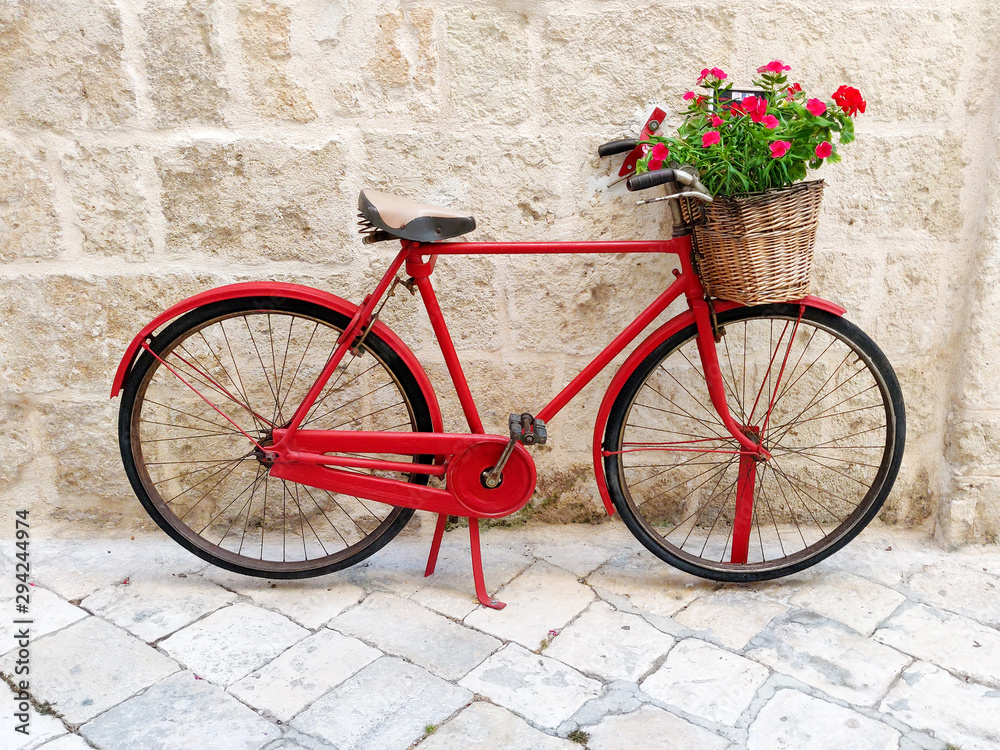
left=357, top=189, right=476, bottom=244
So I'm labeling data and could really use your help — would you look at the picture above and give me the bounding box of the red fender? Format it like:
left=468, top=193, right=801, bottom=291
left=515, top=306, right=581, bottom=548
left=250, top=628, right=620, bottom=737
left=591, top=295, right=845, bottom=515
left=109, top=281, right=444, bottom=433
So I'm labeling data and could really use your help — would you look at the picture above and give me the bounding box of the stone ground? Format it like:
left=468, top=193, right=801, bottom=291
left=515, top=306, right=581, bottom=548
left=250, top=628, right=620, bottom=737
left=2, top=519, right=999, bottom=750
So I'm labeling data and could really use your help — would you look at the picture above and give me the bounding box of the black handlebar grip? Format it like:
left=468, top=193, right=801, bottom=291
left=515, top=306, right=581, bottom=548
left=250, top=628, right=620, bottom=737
left=626, top=169, right=677, bottom=192
left=598, top=139, right=638, bottom=158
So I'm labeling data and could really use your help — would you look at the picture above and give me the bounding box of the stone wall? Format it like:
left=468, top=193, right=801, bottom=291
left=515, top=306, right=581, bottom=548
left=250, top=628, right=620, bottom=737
left=1, top=0, right=997, bottom=544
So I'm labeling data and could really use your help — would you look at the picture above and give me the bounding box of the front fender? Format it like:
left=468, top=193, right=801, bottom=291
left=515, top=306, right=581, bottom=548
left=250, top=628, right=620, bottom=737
left=591, top=295, right=845, bottom=515
left=110, top=281, right=443, bottom=432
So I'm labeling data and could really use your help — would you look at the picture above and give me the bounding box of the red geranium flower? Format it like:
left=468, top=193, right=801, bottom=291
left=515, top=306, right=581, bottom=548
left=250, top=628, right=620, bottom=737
left=815, top=141, right=832, bottom=159
left=769, top=140, right=791, bottom=158
left=832, top=85, right=866, bottom=116
left=758, top=60, right=791, bottom=74
left=697, top=68, right=711, bottom=84
left=710, top=114, right=724, bottom=127
left=761, top=115, right=779, bottom=129
left=702, top=131, right=721, bottom=147
left=742, top=96, right=769, bottom=123
left=683, top=91, right=695, bottom=100
left=648, top=142, right=670, bottom=170
left=805, top=98, right=827, bottom=117
left=711, top=67, right=727, bottom=80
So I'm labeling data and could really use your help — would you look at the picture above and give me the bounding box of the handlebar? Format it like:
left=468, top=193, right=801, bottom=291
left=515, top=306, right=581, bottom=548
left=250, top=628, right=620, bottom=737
left=597, top=139, right=638, bottom=157
left=626, top=169, right=678, bottom=192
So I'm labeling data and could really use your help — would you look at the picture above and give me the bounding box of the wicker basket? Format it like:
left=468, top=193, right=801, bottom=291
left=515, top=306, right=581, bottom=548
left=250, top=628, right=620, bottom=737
left=686, top=180, right=825, bottom=306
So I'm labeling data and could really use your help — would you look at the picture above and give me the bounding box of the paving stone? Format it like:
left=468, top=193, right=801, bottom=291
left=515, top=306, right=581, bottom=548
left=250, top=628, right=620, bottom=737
left=0, top=617, right=178, bottom=725
left=747, top=611, right=911, bottom=706
left=458, top=643, right=602, bottom=730
left=529, top=524, right=636, bottom=577
left=204, top=569, right=366, bottom=629
left=588, top=551, right=711, bottom=619
left=881, top=661, right=1000, bottom=750
left=544, top=601, right=675, bottom=682
left=330, top=592, right=500, bottom=681
left=0, top=585, right=87, bottom=645
left=292, top=657, right=471, bottom=750
left=418, top=701, right=576, bottom=749
left=789, top=571, right=907, bottom=635
left=873, top=603, right=1000, bottom=687
left=80, top=671, right=278, bottom=750
left=640, top=638, right=769, bottom=725
left=587, top=704, right=730, bottom=750
left=673, top=587, right=788, bottom=650
left=906, top=560, right=1000, bottom=627
left=31, top=539, right=205, bottom=601
left=229, top=629, right=381, bottom=722
left=0, top=683, right=68, bottom=749
left=158, top=603, right=308, bottom=686
left=748, top=689, right=901, bottom=750
left=35, top=735, right=92, bottom=750
left=81, top=572, right=237, bottom=642
left=463, top=561, right=595, bottom=650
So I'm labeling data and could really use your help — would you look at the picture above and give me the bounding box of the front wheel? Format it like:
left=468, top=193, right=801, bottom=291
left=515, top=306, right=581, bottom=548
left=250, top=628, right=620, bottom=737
left=604, top=305, right=905, bottom=582
left=118, top=297, right=435, bottom=579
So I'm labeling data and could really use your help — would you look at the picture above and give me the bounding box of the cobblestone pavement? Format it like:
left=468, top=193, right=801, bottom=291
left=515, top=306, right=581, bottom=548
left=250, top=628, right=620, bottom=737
left=2, top=519, right=1000, bottom=750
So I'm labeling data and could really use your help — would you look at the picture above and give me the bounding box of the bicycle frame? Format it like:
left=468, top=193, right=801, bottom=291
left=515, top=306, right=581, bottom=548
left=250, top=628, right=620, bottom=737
left=266, top=236, right=768, bottom=492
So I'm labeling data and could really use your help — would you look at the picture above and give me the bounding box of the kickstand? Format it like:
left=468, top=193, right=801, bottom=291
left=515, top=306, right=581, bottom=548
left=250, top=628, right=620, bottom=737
left=424, top=513, right=448, bottom=578
left=469, top=519, right=506, bottom=610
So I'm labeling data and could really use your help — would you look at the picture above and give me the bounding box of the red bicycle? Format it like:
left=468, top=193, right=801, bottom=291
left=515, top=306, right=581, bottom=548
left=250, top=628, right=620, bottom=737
left=112, top=139, right=905, bottom=609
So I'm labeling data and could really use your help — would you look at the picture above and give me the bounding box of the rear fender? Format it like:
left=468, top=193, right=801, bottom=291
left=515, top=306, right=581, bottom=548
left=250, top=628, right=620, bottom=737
left=110, top=282, right=444, bottom=432
left=591, top=295, right=845, bottom=514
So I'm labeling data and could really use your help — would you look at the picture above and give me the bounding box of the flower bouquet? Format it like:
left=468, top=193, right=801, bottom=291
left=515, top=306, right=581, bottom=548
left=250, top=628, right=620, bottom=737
left=636, top=61, right=866, bottom=305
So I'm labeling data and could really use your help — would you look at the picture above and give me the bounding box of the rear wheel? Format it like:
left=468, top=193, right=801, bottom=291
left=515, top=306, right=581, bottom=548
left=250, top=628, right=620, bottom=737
left=604, top=305, right=905, bottom=582
left=119, top=297, right=434, bottom=579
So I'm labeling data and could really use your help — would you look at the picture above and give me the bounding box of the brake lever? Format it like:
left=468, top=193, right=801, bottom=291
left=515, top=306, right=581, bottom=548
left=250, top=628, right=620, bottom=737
left=636, top=191, right=713, bottom=206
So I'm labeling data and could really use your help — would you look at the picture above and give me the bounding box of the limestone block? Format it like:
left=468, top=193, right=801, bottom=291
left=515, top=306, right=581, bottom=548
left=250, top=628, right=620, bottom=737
left=0, top=0, right=134, bottom=128
left=292, top=657, right=472, bottom=750
left=504, top=253, right=677, bottom=356
left=309, top=5, right=441, bottom=120
left=881, top=661, right=1000, bottom=750
left=0, top=273, right=213, bottom=395
left=673, top=587, right=787, bottom=650
left=141, top=0, right=228, bottom=125
left=538, top=7, right=739, bottom=126
left=946, top=415, right=1000, bottom=477
left=824, top=133, right=965, bottom=240
left=811, top=249, right=882, bottom=331
left=938, top=478, right=1000, bottom=546
left=588, top=705, right=729, bottom=750
left=906, top=559, right=1000, bottom=628
left=360, top=131, right=555, bottom=242
left=444, top=8, right=529, bottom=124
left=419, top=702, right=577, bottom=750
left=238, top=1, right=315, bottom=123
left=39, top=398, right=136, bottom=526
left=0, top=402, right=32, bottom=485
left=458, top=643, right=602, bottom=730
left=749, top=689, right=900, bottom=750
left=157, top=141, right=353, bottom=263
left=80, top=671, right=278, bottom=750
left=61, top=143, right=153, bottom=260
left=0, top=144, right=60, bottom=261
left=641, top=638, right=769, bottom=725
left=871, top=248, right=944, bottom=356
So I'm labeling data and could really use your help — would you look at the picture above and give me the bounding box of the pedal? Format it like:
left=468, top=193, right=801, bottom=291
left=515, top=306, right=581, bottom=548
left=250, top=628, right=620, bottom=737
left=509, top=413, right=547, bottom=446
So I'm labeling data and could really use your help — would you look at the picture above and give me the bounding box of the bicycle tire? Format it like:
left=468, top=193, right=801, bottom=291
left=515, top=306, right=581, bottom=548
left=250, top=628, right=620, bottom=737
left=119, top=296, right=434, bottom=579
left=604, top=304, right=905, bottom=582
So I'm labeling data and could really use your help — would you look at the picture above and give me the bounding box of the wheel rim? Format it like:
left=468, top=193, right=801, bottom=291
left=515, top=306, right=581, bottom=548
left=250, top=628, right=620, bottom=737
left=615, top=310, right=898, bottom=576
left=129, top=308, right=422, bottom=575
